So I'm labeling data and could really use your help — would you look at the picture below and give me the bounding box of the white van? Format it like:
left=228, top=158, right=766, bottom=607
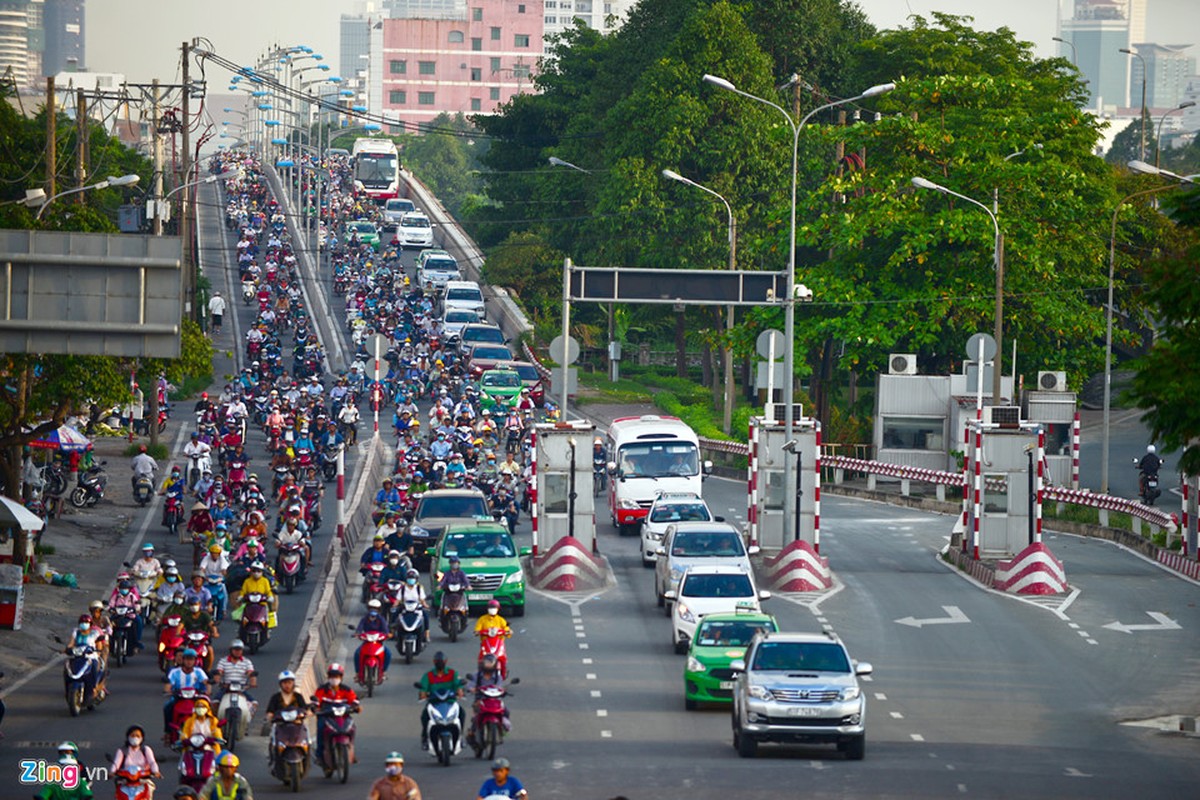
left=606, top=415, right=712, bottom=537
left=442, top=280, right=486, bottom=320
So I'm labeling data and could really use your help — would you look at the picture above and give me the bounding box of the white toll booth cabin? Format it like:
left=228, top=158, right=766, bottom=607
left=749, top=415, right=820, bottom=552
left=533, top=421, right=597, bottom=554
left=965, top=420, right=1043, bottom=557
left=1022, top=374, right=1079, bottom=487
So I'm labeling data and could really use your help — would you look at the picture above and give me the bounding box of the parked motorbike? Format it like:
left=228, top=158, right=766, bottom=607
left=1133, top=458, right=1162, bottom=505
left=133, top=473, right=155, bottom=506
left=395, top=597, right=426, bottom=665
left=439, top=581, right=469, bottom=642
left=239, top=592, right=271, bottom=654
left=470, top=678, right=519, bottom=760
left=70, top=461, right=108, bottom=508
left=276, top=542, right=305, bottom=594
left=416, top=682, right=463, bottom=767
left=109, top=605, right=139, bottom=667
left=63, top=643, right=101, bottom=717
left=270, top=707, right=311, bottom=792
left=314, top=699, right=356, bottom=783
left=357, top=630, right=389, bottom=698
left=217, top=679, right=253, bottom=753
left=178, top=733, right=221, bottom=790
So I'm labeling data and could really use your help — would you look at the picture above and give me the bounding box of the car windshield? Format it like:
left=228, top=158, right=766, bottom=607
left=447, top=288, right=483, bottom=302
left=510, top=364, right=539, bottom=382
left=442, top=531, right=515, bottom=559
left=350, top=222, right=376, bottom=234
left=671, top=531, right=745, bottom=557
left=650, top=502, right=711, bottom=523
left=416, top=496, right=489, bottom=519
left=425, top=259, right=457, bottom=272
left=681, top=573, right=753, bottom=598
left=401, top=216, right=430, bottom=229
left=386, top=200, right=414, bottom=213
left=445, top=311, right=479, bottom=323
left=696, top=619, right=777, bottom=647
left=482, top=372, right=521, bottom=389
left=464, top=327, right=505, bottom=344
left=472, top=346, right=512, bottom=360
left=617, top=442, right=700, bottom=478
left=751, top=642, right=851, bottom=673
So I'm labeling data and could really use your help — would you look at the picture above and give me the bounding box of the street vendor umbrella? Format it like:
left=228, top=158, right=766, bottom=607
left=29, top=425, right=91, bottom=452
left=0, top=495, right=45, bottom=531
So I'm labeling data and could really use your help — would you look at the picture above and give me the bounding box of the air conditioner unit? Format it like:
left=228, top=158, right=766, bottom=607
left=765, top=403, right=804, bottom=424
left=888, top=353, right=917, bottom=375
left=1037, top=370, right=1067, bottom=392
left=983, top=406, right=1021, bottom=428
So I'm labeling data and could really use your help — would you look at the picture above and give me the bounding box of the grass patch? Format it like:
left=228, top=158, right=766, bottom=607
left=577, top=372, right=654, bottom=404
left=35, top=543, right=56, bottom=555
left=124, top=442, right=169, bottom=459
left=1043, top=502, right=1132, bottom=531
left=169, top=374, right=212, bottom=402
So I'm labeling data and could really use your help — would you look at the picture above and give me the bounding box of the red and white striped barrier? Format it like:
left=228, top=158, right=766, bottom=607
left=747, top=421, right=758, bottom=547
left=527, top=535, right=608, bottom=592
left=761, top=539, right=832, bottom=593
left=1157, top=549, right=1200, bottom=581
left=813, top=422, right=822, bottom=554
left=1071, top=411, right=1080, bottom=489
left=1043, top=486, right=1176, bottom=530
left=993, top=542, right=1068, bottom=595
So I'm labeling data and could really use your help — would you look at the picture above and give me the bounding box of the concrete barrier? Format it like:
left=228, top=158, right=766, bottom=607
left=992, top=542, right=1068, bottom=595
left=760, top=540, right=832, bottom=593
left=527, top=536, right=609, bottom=591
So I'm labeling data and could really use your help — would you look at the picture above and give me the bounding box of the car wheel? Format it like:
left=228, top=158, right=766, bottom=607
left=655, top=583, right=664, bottom=607
left=673, top=637, right=687, bottom=655
left=737, top=730, right=758, bottom=759
left=685, top=697, right=697, bottom=711
left=845, top=735, right=865, bottom=761
left=642, top=557, right=654, bottom=569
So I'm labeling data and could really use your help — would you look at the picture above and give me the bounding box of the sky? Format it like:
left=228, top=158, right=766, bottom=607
left=86, top=0, right=1200, bottom=82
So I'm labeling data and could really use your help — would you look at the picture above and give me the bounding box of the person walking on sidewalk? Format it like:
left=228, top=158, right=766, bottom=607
left=208, top=291, right=227, bottom=336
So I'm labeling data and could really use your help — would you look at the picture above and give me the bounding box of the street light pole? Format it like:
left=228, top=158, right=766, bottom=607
left=1120, top=48, right=1147, bottom=163
left=662, top=168, right=738, bottom=435
left=35, top=174, right=140, bottom=220
left=911, top=177, right=1005, bottom=404
left=704, top=74, right=894, bottom=543
left=1155, top=101, right=1196, bottom=168
left=1052, top=36, right=1077, bottom=67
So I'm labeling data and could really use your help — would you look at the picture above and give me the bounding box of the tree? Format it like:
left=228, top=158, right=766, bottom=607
left=1129, top=187, right=1200, bottom=473
left=1104, top=112, right=1156, bottom=168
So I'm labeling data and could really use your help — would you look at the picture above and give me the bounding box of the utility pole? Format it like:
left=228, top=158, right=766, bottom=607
left=180, top=40, right=194, bottom=321
left=45, top=77, right=56, bottom=197
left=75, top=88, right=87, bottom=201
left=151, top=78, right=164, bottom=235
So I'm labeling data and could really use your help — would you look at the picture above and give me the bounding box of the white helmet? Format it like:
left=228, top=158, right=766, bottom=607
left=1147, top=445, right=1156, bottom=454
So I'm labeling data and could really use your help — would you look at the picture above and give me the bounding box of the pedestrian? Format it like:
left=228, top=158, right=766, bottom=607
left=208, top=291, right=227, bottom=336
left=368, top=751, right=421, bottom=800
left=476, top=757, right=528, bottom=799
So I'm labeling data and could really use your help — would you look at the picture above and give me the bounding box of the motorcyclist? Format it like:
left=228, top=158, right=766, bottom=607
left=475, top=599, right=512, bottom=674
left=181, top=597, right=219, bottom=641
left=211, top=639, right=258, bottom=715
left=379, top=549, right=411, bottom=584
left=35, top=746, right=93, bottom=800
left=311, top=663, right=361, bottom=770
left=439, top=555, right=472, bottom=593
left=467, top=653, right=511, bottom=747
left=237, top=561, right=277, bottom=613
left=184, top=432, right=213, bottom=483
left=264, top=669, right=308, bottom=737
left=69, top=610, right=108, bottom=701
left=159, top=466, right=187, bottom=524
left=198, top=752, right=251, bottom=800
left=179, top=697, right=224, bottom=754
left=275, top=516, right=311, bottom=579
left=109, top=724, right=162, bottom=787
left=131, top=444, right=159, bottom=491
left=107, top=577, right=144, bottom=651
left=430, top=431, right=453, bottom=462
left=200, top=543, right=231, bottom=577
left=132, top=542, right=164, bottom=586
left=184, top=572, right=214, bottom=615
left=417, top=651, right=465, bottom=751
left=360, top=531, right=391, bottom=570
left=374, top=478, right=402, bottom=522
left=1138, top=444, right=1163, bottom=498
left=163, top=648, right=209, bottom=736
left=354, top=599, right=393, bottom=683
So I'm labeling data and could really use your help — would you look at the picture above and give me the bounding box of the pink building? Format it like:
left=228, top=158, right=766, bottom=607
left=380, top=1, right=544, bottom=131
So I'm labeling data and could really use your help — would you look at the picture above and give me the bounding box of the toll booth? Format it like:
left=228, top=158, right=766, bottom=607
left=748, top=415, right=820, bottom=552
left=532, top=421, right=596, bottom=554
left=963, top=420, right=1041, bottom=557
left=1022, top=380, right=1079, bottom=487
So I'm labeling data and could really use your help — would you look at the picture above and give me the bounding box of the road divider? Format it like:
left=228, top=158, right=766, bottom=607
left=760, top=539, right=832, bottom=593
left=993, top=542, right=1069, bottom=595
left=526, top=536, right=609, bottom=592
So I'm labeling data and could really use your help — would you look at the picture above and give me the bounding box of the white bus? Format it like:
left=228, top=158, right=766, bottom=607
left=606, top=414, right=711, bottom=536
left=352, top=138, right=400, bottom=201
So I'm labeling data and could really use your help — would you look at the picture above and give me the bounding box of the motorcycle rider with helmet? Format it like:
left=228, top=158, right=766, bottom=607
left=354, top=599, right=393, bottom=683
left=396, top=568, right=431, bottom=643
left=416, top=651, right=465, bottom=752
left=311, top=663, right=361, bottom=769
left=107, top=577, right=145, bottom=651
left=1138, top=444, right=1163, bottom=499
left=466, top=653, right=511, bottom=748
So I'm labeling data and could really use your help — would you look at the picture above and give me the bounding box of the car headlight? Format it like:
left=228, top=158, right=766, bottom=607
left=748, top=685, right=774, bottom=701
left=686, top=656, right=705, bottom=673
left=676, top=603, right=695, bottom=623
left=618, top=499, right=640, bottom=510
left=504, top=569, right=523, bottom=585
left=842, top=686, right=861, bottom=702
left=412, top=525, right=430, bottom=538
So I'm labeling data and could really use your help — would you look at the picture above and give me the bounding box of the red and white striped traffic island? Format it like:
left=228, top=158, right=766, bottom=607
left=993, top=542, right=1068, bottom=595
left=528, top=536, right=609, bottom=592
left=761, top=539, right=833, bottom=593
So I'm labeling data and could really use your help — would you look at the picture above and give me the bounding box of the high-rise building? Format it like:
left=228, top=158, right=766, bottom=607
left=1059, top=0, right=1141, bottom=112
left=1129, top=42, right=1195, bottom=109
left=43, top=0, right=83, bottom=76
left=0, top=0, right=44, bottom=88
left=543, top=0, right=636, bottom=40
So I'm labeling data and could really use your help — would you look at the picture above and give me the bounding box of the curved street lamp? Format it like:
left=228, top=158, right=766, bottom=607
left=36, top=174, right=140, bottom=220
left=1155, top=101, right=1196, bottom=168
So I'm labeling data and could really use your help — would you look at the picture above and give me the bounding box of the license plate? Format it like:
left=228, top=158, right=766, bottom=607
left=787, top=706, right=823, bottom=717
left=468, top=593, right=491, bottom=601
left=718, top=681, right=734, bottom=690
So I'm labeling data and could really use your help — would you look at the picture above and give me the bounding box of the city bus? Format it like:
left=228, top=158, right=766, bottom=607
left=352, top=138, right=401, bottom=201
left=606, top=415, right=712, bottom=537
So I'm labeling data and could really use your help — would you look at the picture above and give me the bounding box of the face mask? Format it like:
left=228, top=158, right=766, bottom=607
left=196, top=707, right=208, bottom=717
left=488, top=609, right=498, bottom=616
left=119, top=588, right=130, bottom=595
left=329, top=677, right=342, bottom=687
left=369, top=610, right=379, bottom=617
left=128, top=736, right=142, bottom=747
left=166, top=576, right=177, bottom=583
left=78, top=623, right=90, bottom=632
left=406, top=578, right=416, bottom=586
left=386, top=766, right=402, bottom=776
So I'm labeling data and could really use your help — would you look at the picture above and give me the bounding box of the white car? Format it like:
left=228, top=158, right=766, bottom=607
left=641, top=492, right=720, bottom=567
left=654, top=522, right=758, bottom=608
left=382, top=197, right=417, bottom=228
left=441, top=308, right=480, bottom=340
left=397, top=212, right=435, bottom=248
left=443, top=280, right=486, bottom=320
left=665, top=565, right=769, bottom=654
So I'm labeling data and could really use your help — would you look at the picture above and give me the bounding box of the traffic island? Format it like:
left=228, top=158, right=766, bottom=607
left=760, top=539, right=832, bottom=593
left=526, top=536, right=609, bottom=592
left=942, top=541, right=1069, bottom=595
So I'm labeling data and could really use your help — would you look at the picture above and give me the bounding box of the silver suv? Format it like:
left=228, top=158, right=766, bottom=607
left=731, top=631, right=872, bottom=759
left=654, top=522, right=757, bottom=610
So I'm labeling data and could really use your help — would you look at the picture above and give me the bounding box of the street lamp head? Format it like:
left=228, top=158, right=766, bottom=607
left=911, top=176, right=944, bottom=193
left=1052, top=36, right=1065, bottom=43
left=363, top=123, right=382, bottom=132
left=661, top=168, right=684, bottom=182
left=861, top=82, right=896, bottom=98
left=1127, top=159, right=1159, bottom=176
left=23, top=188, right=46, bottom=207
left=106, top=174, right=140, bottom=188
left=1119, top=48, right=1134, bottom=55
left=1179, top=100, right=1197, bottom=111
left=702, top=74, right=736, bottom=92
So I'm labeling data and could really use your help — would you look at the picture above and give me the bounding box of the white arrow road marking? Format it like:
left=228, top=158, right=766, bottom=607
left=1102, top=611, right=1181, bottom=634
left=1064, top=767, right=1093, bottom=777
left=895, top=605, right=971, bottom=628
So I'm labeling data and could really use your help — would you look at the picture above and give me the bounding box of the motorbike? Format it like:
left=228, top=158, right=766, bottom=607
left=302, top=489, right=322, bottom=533
left=1134, top=458, right=1162, bottom=505
left=42, top=460, right=69, bottom=497
left=439, top=580, right=469, bottom=642
left=395, top=597, right=426, bottom=665
left=187, top=452, right=211, bottom=490
left=164, top=494, right=185, bottom=538
left=205, top=574, right=228, bottom=623
left=239, top=592, right=271, bottom=654
left=357, top=630, right=389, bottom=698
left=185, top=629, right=214, bottom=673
left=133, top=473, right=155, bottom=506
left=417, top=683, right=463, bottom=767
left=322, top=444, right=341, bottom=482
left=131, top=567, right=158, bottom=622
left=242, top=280, right=256, bottom=305
left=113, top=765, right=155, bottom=800
left=270, top=707, right=311, bottom=792
left=276, top=542, right=305, bottom=594
left=166, top=688, right=210, bottom=745
left=477, top=627, right=510, bottom=679
left=593, top=458, right=607, bottom=496
left=63, top=643, right=101, bottom=717
left=178, top=733, right=221, bottom=789
left=471, top=678, right=519, bottom=761
left=70, top=461, right=108, bottom=508
left=157, top=616, right=186, bottom=672
left=315, top=699, right=356, bottom=783
left=217, top=680, right=253, bottom=753
left=109, top=605, right=139, bottom=667
left=361, top=562, right=386, bottom=605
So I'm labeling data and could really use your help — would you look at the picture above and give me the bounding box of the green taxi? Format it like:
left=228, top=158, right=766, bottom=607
left=684, top=609, right=778, bottom=709
left=431, top=520, right=529, bottom=617
left=344, top=219, right=381, bottom=252
left=478, top=368, right=524, bottom=412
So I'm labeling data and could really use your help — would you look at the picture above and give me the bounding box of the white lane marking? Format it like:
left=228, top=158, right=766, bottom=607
left=957, top=784, right=967, bottom=793
left=571, top=605, right=581, bottom=618
left=582, top=658, right=593, bottom=664
left=590, top=690, right=601, bottom=698
left=1068, top=623, right=1080, bottom=629
left=860, top=675, right=873, bottom=682
left=808, top=760, right=828, bottom=771
left=1085, top=638, right=1098, bottom=645
left=601, top=730, right=612, bottom=738
left=1102, top=612, right=1182, bottom=634
left=890, top=712, right=904, bottom=719
left=910, top=734, right=925, bottom=742
left=597, top=709, right=608, bottom=717
left=586, top=673, right=597, bottom=680
left=894, top=605, right=970, bottom=628
left=1064, top=767, right=1093, bottom=778
left=946, top=764, right=956, bottom=771
left=874, top=692, right=887, bottom=700
left=576, top=632, right=586, bottom=638
left=579, top=643, right=589, bottom=649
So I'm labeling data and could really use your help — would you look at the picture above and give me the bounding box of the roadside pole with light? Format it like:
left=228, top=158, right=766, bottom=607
left=1155, top=101, right=1196, bottom=169
left=1120, top=48, right=1148, bottom=163
left=912, top=177, right=1005, bottom=405
left=702, top=74, right=894, bottom=541
left=662, top=168, right=738, bottom=435
left=35, top=174, right=140, bottom=220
